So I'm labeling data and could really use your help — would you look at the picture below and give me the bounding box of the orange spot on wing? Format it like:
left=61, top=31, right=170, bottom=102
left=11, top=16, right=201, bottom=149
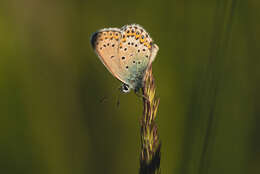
left=113, top=32, right=120, bottom=39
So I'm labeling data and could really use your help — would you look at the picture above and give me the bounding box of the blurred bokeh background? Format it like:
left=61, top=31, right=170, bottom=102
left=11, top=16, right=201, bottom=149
left=0, top=0, right=259, bottom=174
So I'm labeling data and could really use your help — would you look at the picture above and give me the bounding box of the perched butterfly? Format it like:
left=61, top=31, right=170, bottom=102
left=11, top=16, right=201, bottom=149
left=90, top=24, right=159, bottom=93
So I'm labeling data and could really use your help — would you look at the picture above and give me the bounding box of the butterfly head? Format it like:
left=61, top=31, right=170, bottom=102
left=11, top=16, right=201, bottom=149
left=120, top=83, right=131, bottom=93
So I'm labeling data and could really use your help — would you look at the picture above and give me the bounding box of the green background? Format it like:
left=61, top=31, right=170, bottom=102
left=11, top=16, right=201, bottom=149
left=0, top=0, right=259, bottom=174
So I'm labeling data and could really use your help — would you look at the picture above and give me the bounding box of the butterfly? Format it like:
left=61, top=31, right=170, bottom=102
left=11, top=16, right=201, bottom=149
left=90, top=24, right=159, bottom=93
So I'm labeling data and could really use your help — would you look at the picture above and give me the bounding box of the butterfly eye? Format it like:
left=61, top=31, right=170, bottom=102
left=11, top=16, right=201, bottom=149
left=121, top=84, right=130, bottom=93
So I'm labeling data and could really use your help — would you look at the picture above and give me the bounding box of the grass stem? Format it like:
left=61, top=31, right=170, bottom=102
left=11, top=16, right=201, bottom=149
left=139, top=66, right=161, bottom=174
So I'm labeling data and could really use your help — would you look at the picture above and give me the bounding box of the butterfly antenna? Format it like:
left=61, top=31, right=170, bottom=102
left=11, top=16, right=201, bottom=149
left=116, top=92, right=121, bottom=108
left=99, top=96, right=108, bottom=103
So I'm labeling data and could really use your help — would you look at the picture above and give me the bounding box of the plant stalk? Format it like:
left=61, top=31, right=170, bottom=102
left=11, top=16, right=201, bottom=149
left=139, top=66, right=161, bottom=174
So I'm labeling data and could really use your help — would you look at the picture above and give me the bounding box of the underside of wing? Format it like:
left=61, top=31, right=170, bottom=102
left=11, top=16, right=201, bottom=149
left=91, top=28, right=127, bottom=85
left=116, top=24, right=158, bottom=89
left=90, top=24, right=159, bottom=91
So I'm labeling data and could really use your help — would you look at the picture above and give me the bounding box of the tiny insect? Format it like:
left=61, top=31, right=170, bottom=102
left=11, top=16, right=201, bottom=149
left=90, top=24, right=159, bottom=93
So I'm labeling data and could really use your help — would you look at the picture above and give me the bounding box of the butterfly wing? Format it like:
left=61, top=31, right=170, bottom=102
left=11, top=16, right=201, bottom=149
left=91, top=28, right=127, bottom=84
left=91, top=24, right=159, bottom=91
left=117, top=24, right=159, bottom=90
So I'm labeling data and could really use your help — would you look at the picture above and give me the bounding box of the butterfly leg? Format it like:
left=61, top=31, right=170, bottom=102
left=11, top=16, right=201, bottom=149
left=134, top=89, right=149, bottom=102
